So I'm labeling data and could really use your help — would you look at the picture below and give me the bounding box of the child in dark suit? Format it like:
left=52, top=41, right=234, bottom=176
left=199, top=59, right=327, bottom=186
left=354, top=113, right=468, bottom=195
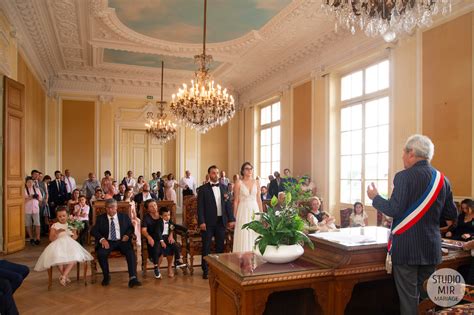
left=158, top=207, right=186, bottom=277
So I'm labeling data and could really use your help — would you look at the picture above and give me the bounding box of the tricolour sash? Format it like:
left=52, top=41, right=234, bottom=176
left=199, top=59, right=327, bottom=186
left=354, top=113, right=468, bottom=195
left=385, top=168, right=445, bottom=274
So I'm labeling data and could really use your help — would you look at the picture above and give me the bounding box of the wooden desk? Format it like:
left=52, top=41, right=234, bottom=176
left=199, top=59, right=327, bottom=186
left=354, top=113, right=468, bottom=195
left=205, top=227, right=472, bottom=315
left=205, top=252, right=333, bottom=315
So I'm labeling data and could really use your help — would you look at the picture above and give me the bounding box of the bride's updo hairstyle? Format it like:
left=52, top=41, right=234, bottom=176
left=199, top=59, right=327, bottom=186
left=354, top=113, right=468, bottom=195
left=240, top=162, right=253, bottom=177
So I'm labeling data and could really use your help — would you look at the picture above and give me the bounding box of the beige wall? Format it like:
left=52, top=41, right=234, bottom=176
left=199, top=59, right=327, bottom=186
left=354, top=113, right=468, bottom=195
left=201, top=124, right=229, bottom=179
left=62, top=100, right=95, bottom=179
left=17, top=53, right=46, bottom=173
left=293, top=81, right=312, bottom=177
left=422, top=12, right=473, bottom=197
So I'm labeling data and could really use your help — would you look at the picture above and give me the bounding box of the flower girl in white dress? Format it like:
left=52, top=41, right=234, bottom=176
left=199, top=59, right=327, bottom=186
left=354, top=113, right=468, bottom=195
left=233, top=162, right=263, bottom=252
left=34, top=206, right=93, bottom=286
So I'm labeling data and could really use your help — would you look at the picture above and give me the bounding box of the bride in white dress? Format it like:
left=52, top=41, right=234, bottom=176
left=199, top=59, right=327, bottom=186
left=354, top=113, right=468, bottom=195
left=233, top=162, right=263, bottom=252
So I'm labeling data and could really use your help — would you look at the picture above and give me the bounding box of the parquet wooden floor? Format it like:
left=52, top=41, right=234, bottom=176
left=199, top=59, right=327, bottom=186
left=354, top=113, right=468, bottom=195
left=2, top=239, right=210, bottom=315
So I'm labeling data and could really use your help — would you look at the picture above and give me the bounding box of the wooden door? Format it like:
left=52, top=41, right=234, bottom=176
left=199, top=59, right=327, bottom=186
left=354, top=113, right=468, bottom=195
left=119, top=129, right=163, bottom=180
left=3, top=77, right=25, bottom=253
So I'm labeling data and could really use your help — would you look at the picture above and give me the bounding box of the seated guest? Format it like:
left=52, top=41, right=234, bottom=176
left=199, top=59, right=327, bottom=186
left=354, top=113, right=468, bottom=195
left=73, top=195, right=90, bottom=246
left=300, top=208, right=319, bottom=233
left=134, top=183, right=157, bottom=217
left=34, top=206, right=93, bottom=286
left=350, top=202, right=368, bottom=227
left=0, top=260, right=29, bottom=315
left=141, top=200, right=163, bottom=279
left=318, top=212, right=337, bottom=232
left=274, top=192, right=286, bottom=211
left=90, top=187, right=104, bottom=203
left=446, top=199, right=474, bottom=240
left=125, top=188, right=141, bottom=246
left=307, top=196, right=323, bottom=225
left=158, top=207, right=186, bottom=277
left=301, top=176, right=317, bottom=196
left=134, top=176, right=145, bottom=195
left=0, top=278, right=18, bottom=315
left=91, top=198, right=141, bottom=288
left=463, top=240, right=474, bottom=284
left=261, top=186, right=270, bottom=200
left=113, top=183, right=127, bottom=201
left=67, top=189, right=80, bottom=208
left=24, top=176, right=42, bottom=245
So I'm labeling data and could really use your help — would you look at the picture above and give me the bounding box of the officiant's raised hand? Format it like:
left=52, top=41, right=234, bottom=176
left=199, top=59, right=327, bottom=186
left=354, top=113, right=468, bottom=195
left=367, top=182, right=379, bottom=200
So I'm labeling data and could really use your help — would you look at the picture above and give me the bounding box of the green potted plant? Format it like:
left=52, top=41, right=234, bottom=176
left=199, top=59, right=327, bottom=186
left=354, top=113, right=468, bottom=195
left=242, top=187, right=314, bottom=263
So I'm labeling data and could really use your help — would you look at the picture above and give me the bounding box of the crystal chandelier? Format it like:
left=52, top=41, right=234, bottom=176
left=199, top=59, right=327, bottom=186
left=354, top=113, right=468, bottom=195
left=170, top=0, right=235, bottom=133
left=145, top=61, right=177, bottom=144
left=321, top=0, right=452, bottom=42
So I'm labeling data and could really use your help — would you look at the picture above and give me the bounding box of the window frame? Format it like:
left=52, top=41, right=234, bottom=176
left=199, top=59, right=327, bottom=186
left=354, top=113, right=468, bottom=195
left=338, top=59, right=391, bottom=206
left=259, top=101, right=281, bottom=186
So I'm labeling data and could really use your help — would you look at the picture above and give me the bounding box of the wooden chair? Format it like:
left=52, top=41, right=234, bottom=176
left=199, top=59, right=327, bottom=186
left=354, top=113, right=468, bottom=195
left=48, top=262, right=87, bottom=290
left=89, top=201, right=137, bottom=284
left=177, top=196, right=233, bottom=275
left=340, top=208, right=352, bottom=228
left=46, top=209, right=88, bottom=289
left=140, top=201, right=188, bottom=277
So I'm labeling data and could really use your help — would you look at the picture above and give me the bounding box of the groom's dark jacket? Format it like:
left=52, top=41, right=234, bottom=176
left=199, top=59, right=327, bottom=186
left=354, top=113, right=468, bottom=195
left=197, top=183, right=235, bottom=227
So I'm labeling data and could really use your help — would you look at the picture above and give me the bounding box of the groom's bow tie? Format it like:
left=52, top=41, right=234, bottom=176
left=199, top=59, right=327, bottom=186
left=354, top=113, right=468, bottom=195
left=210, top=183, right=219, bottom=187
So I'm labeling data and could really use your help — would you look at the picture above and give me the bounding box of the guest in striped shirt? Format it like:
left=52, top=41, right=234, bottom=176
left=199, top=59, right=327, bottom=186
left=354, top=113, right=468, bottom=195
left=367, top=134, right=457, bottom=315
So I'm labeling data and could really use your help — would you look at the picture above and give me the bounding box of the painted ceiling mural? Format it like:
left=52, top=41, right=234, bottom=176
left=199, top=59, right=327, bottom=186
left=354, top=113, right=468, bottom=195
left=103, top=49, right=221, bottom=71
left=109, top=0, right=292, bottom=43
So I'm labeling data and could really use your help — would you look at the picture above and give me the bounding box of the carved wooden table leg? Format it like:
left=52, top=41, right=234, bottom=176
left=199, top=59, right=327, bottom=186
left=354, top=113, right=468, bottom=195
left=333, top=280, right=358, bottom=315
left=311, top=282, right=331, bottom=315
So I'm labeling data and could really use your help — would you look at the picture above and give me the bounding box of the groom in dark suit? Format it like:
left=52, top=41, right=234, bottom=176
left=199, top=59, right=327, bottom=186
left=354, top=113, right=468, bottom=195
left=198, top=165, right=235, bottom=279
left=91, top=198, right=141, bottom=288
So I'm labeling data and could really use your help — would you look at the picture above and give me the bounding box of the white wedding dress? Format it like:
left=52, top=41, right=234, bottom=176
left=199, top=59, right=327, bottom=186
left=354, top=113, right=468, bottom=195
left=233, top=181, right=259, bottom=252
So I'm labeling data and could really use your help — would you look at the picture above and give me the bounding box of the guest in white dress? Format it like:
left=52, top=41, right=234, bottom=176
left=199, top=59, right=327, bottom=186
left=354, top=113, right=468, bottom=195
left=34, top=206, right=93, bottom=286
left=233, top=162, right=263, bottom=252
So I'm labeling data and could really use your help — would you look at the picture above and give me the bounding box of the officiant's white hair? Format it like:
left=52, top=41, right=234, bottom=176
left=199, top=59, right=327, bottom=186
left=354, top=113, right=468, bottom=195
left=404, top=134, right=434, bottom=161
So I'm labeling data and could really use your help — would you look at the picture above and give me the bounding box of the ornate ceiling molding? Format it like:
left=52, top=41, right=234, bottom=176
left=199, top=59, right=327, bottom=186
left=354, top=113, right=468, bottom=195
left=2, top=0, right=472, bottom=107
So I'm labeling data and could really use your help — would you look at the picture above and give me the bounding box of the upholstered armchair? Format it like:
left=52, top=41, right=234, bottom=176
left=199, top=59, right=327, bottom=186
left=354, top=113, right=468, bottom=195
left=90, top=201, right=137, bottom=283
left=339, top=208, right=352, bottom=228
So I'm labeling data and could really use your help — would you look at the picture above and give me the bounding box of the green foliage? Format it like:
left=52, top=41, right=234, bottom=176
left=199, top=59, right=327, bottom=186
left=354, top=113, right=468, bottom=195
left=242, top=178, right=315, bottom=254
left=67, top=217, right=85, bottom=231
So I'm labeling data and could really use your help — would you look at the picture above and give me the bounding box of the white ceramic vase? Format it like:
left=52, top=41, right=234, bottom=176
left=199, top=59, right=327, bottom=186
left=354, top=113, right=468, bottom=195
left=257, top=244, right=304, bottom=264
